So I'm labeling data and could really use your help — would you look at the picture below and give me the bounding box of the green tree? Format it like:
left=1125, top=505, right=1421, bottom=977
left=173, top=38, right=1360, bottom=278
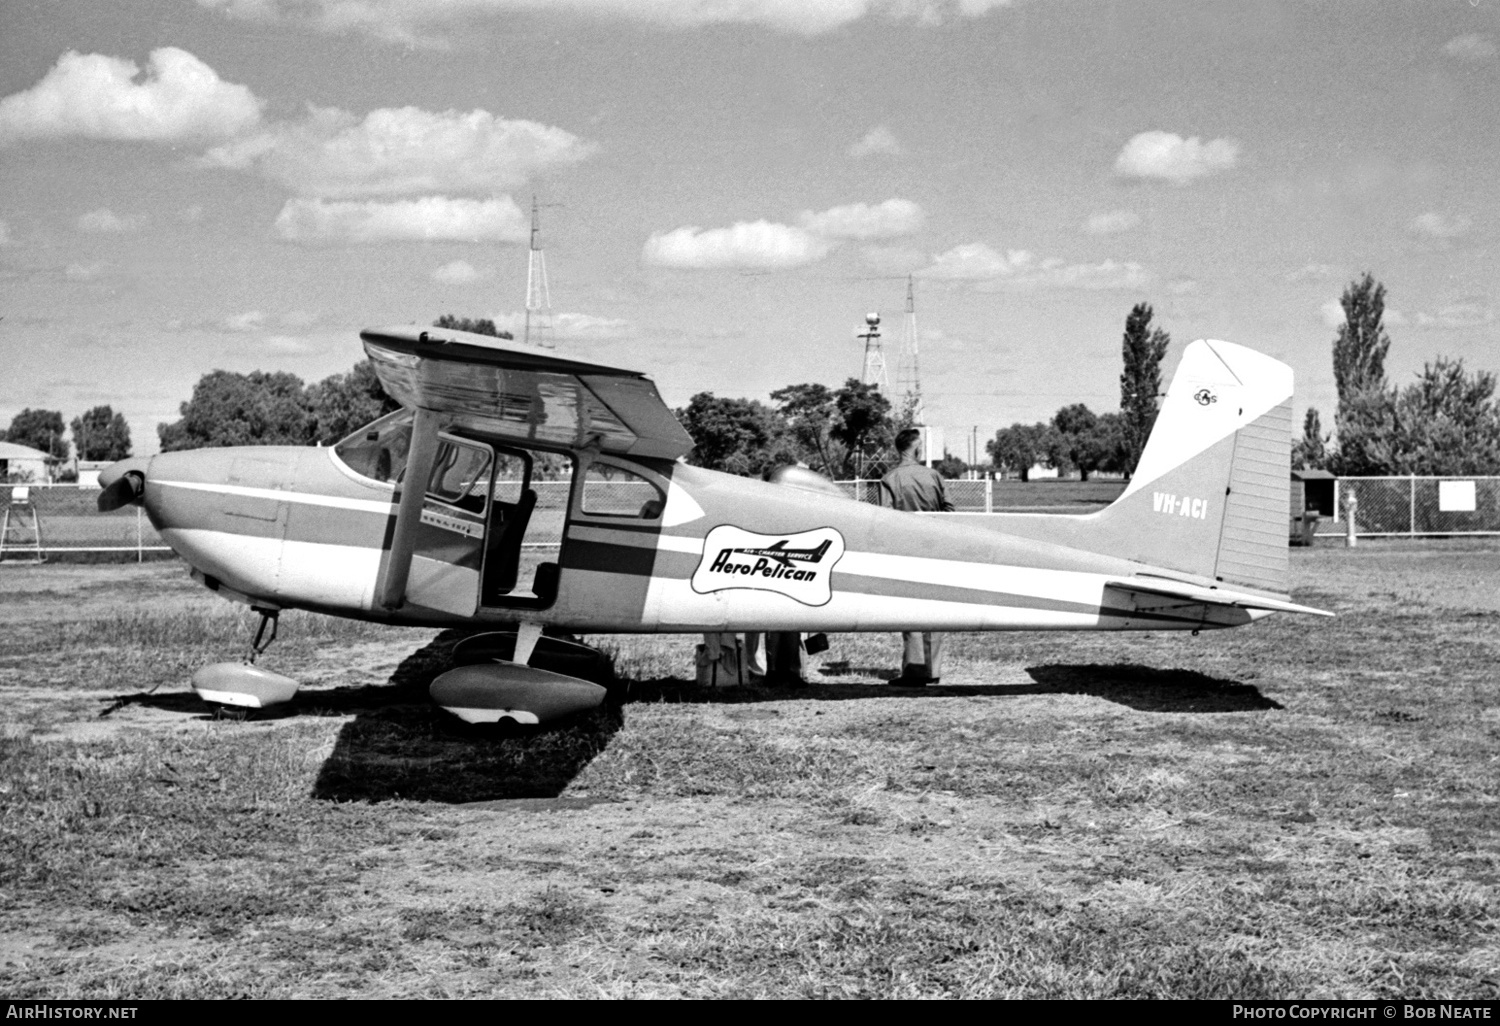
left=1052, top=403, right=1125, bottom=481
left=1329, top=273, right=1396, bottom=475
left=1385, top=358, right=1500, bottom=474
left=70, top=405, right=132, bottom=462
left=1119, top=303, right=1170, bottom=476
left=676, top=393, right=791, bottom=477
left=1333, top=273, right=1391, bottom=404
left=831, top=378, right=894, bottom=478
left=5, top=408, right=67, bottom=459
left=770, top=383, right=842, bottom=476
left=307, top=360, right=400, bottom=444
left=932, top=451, right=968, bottom=479
left=1292, top=408, right=1328, bottom=471
left=157, top=370, right=315, bottom=451
left=987, top=422, right=1057, bottom=481
left=435, top=315, right=513, bottom=339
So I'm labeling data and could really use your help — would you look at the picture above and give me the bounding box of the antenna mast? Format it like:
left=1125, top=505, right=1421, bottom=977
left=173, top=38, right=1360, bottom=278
left=858, top=312, right=888, bottom=390
left=894, top=274, right=922, bottom=423
left=523, top=195, right=554, bottom=349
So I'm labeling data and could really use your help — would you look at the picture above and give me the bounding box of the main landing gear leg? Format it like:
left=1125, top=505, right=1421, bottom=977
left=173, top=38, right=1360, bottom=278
left=247, top=608, right=279, bottom=665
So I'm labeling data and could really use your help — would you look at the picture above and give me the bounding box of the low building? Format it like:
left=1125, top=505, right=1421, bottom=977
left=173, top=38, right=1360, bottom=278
left=0, top=441, right=58, bottom=483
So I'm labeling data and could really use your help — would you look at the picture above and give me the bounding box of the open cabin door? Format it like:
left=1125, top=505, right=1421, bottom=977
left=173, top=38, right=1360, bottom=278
left=407, top=433, right=495, bottom=617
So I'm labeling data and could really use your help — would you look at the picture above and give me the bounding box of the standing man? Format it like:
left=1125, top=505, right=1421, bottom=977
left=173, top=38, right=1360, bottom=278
left=878, top=427, right=954, bottom=686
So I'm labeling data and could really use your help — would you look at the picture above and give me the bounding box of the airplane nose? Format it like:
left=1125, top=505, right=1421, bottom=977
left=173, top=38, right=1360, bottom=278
left=97, top=456, right=149, bottom=511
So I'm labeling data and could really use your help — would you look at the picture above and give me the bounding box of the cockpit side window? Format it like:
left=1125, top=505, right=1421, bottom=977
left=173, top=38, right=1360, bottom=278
left=334, top=409, right=414, bottom=484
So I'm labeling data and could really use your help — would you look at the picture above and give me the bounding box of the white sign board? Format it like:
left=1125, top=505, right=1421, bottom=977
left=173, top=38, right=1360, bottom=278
left=1438, top=480, right=1476, bottom=512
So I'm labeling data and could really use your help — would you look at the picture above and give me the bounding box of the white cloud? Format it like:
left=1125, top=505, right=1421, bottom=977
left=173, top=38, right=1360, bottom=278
left=800, top=198, right=923, bottom=240
left=64, top=262, right=103, bottom=280
left=643, top=220, right=831, bottom=269
left=1287, top=262, right=1337, bottom=282
left=1114, top=131, right=1239, bottom=185
left=849, top=125, right=902, bottom=157
left=491, top=310, right=634, bottom=340
left=1444, top=34, right=1496, bottom=60
left=0, top=219, right=13, bottom=246
left=1414, top=303, right=1495, bottom=330
left=919, top=242, right=1148, bottom=290
left=197, top=0, right=1013, bottom=45
left=262, top=334, right=312, bottom=354
left=1409, top=211, right=1471, bottom=240
left=76, top=208, right=143, bottom=233
left=0, top=48, right=262, bottom=145
left=273, top=196, right=529, bottom=244
left=223, top=310, right=267, bottom=331
left=203, top=105, right=593, bottom=198
left=180, top=205, right=205, bottom=223
left=1083, top=209, right=1140, bottom=235
left=431, top=259, right=486, bottom=284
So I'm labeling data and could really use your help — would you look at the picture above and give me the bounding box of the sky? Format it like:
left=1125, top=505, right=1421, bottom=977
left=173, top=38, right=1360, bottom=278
left=2, top=0, right=1497, bottom=461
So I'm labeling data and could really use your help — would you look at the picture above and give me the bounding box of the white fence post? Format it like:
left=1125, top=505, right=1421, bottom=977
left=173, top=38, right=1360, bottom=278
left=985, top=476, right=993, bottom=513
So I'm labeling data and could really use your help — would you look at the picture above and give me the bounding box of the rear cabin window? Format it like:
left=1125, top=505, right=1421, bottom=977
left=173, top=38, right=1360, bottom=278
left=334, top=409, right=413, bottom=484
left=580, top=462, right=665, bottom=519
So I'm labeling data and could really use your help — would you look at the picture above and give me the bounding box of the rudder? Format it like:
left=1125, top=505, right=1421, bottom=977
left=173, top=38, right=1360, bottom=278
left=1090, top=339, right=1294, bottom=592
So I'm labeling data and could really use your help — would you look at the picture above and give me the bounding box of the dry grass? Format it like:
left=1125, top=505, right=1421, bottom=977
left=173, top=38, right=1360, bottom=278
left=0, top=541, right=1496, bottom=998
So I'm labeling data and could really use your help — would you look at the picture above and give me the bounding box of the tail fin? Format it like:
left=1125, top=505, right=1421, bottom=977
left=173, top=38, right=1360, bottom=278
left=1091, top=338, right=1293, bottom=591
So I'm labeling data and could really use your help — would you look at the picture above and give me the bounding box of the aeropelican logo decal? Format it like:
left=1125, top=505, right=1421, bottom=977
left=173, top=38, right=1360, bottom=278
left=691, top=526, right=846, bottom=606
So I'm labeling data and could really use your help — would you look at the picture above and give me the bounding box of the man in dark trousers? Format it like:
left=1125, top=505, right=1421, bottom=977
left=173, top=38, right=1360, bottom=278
left=878, top=427, right=954, bottom=686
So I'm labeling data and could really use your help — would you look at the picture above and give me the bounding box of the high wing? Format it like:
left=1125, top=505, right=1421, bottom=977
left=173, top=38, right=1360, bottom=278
left=361, top=325, right=694, bottom=461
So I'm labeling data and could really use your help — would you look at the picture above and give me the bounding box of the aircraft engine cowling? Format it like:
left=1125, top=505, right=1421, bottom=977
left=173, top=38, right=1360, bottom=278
left=429, top=663, right=606, bottom=725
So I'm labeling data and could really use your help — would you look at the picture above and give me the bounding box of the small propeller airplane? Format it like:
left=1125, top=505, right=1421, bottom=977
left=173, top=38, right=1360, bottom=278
left=98, top=325, right=1330, bottom=723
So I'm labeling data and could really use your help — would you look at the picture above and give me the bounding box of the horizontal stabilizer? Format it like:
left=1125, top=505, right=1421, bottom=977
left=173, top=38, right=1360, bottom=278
left=1105, top=577, right=1333, bottom=617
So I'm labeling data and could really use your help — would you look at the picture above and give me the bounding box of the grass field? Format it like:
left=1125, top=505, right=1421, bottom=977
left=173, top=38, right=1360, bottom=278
left=0, top=541, right=1496, bottom=998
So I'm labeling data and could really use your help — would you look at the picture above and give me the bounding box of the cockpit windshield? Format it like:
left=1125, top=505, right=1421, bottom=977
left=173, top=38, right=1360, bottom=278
left=334, top=409, right=414, bottom=484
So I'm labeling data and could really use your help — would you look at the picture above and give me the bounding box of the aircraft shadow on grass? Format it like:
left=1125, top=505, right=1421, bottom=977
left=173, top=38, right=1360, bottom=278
left=107, top=633, right=1279, bottom=804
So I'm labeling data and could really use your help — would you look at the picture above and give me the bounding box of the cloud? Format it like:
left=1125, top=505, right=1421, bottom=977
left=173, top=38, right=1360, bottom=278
left=1287, top=262, right=1337, bottom=282
left=223, top=310, right=267, bottom=331
left=1114, top=131, right=1240, bottom=185
left=849, top=125, right=902, bottom=157
left=1409, top=211, right=1471, bottom=240
left=273, top=196, right=529, bottom=244
left=800, top=199, right=924, bottom=240
left=0, top=48, right=262, bottom=145
left=431, top=259, right=486, bottom=284
left=490, top=310, right=634, bottom=341
left=919, top=242, right=1149, bottom=290
left=1414, top=302, right=1495, bottom=330
left=197, top=0, right=1014, bottom=45
left=0, top=219, right=13, bottom=246
left=76, top=208, right=143, bottom=233
left=643, top=220, right=831, bottom=269
left=1444, top=34, right=1496, bottom=60
left=64, top=262, right=103, bottom=280
left=1083, top=209, right=1140, bottom=235
left=180, top=205, right=205, bottom=223
left=203, top=105, right=593, bottom=198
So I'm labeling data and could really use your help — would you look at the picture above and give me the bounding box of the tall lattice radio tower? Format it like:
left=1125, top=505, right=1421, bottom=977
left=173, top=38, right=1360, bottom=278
left=893, top=274, right=922, bottom=423
left=858, top=312, right=888, bottom=390
left=523, top=196, right=555, bottom=349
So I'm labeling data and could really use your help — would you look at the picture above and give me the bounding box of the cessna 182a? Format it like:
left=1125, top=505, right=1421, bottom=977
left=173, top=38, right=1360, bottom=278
left=97, top=325, right=1329, bottom=723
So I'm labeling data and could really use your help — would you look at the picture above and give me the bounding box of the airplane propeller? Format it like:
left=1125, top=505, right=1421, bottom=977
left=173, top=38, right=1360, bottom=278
left=97, top=464, right=144, bottom=512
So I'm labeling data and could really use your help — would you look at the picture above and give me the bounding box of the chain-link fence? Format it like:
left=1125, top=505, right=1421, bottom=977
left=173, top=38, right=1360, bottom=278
left=1315, top=476, right=1500, bottom=538
left=834, top=478, right=1124, bottom=513
left=1, top=484, right=165, bottom=560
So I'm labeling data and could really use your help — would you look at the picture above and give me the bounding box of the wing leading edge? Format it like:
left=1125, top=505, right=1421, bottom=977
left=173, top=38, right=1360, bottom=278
left=361, top=325, right=694, bottom=460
